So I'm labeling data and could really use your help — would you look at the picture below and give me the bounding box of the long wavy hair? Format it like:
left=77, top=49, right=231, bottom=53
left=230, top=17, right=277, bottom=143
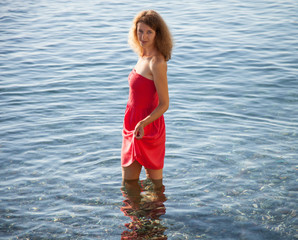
left=128, top=10, right=173, bottom=61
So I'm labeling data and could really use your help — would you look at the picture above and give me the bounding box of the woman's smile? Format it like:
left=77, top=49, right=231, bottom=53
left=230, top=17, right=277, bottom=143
left=137, top=22, right=156, bottom=48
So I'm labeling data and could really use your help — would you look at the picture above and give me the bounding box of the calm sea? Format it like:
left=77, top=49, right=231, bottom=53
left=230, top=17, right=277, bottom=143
left=1, top=0, right=297, bottom=239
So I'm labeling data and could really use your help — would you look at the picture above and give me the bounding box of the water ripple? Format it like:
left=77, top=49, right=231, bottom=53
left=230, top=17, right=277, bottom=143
left=1, top=0, right=297, bottom=239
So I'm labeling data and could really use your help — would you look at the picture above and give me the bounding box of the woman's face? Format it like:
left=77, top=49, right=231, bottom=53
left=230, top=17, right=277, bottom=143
left=137, top=22, right=156, bottom=48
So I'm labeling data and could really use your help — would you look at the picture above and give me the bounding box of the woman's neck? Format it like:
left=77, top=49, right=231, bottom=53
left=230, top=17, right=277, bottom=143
left=142, top=46, right=157, bottom=58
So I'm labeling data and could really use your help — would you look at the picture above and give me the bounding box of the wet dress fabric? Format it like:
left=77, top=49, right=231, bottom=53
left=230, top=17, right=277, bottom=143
left=121, top=69, right=165, bottom=170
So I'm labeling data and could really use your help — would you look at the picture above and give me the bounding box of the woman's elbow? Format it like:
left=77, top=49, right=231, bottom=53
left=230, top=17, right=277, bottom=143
left=161, top=101, right=169, bottom=113
left=165, top=102, right=169, bottom=111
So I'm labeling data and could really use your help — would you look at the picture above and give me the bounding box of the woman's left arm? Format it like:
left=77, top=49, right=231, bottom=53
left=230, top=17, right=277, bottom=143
left=133, top=59, right=169, bottom=139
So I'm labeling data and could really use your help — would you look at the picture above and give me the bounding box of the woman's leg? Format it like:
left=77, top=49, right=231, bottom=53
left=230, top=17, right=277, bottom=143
left=145, top=168, right=163, bottom=180
left=145, top=168, right=163, bottom=189
left=122, top=179, right=141, bottom=209
left=122, top=160, right=142, bottom=181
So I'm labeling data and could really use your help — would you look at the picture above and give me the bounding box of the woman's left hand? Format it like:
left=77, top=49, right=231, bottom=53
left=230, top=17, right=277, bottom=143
left=134, top=121, right=144, bottom=139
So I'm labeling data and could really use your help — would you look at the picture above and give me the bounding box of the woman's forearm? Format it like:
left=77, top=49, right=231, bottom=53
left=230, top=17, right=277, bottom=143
left=140, top=102, right=169, bottom=128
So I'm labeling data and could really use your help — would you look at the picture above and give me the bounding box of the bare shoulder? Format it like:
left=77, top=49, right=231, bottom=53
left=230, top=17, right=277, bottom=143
left=149, top=55, right=167, bottom=75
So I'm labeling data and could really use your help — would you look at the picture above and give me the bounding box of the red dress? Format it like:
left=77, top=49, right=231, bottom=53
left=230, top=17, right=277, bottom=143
left=121, top=69, right=166, bottom=170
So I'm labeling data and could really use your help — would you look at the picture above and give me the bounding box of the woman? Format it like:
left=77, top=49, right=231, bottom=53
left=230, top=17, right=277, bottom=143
left=121, top=10, right=173, bottom=186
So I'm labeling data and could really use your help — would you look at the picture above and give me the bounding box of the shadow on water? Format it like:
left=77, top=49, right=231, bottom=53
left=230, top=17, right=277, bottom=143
left=120, top=179, right=167, bottom=240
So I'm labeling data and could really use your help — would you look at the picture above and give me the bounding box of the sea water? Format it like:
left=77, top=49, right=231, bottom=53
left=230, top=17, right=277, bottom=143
left=0, top=0, right=297, bottom=239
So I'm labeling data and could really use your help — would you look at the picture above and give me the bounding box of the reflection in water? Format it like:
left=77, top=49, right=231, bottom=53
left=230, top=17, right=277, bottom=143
left=121, top=179, right=167, bottom=239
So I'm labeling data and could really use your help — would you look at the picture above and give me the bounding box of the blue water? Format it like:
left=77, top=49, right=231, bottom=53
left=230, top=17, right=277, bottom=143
left=1, top=0, right=297, bottom=239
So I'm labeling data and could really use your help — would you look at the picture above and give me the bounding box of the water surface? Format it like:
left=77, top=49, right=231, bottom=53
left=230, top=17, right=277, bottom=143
left=1, top=0, right=297, bottom=239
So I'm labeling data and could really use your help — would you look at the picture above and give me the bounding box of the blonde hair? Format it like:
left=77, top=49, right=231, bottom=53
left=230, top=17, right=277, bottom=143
left=128, top=10, right=173, bottom=61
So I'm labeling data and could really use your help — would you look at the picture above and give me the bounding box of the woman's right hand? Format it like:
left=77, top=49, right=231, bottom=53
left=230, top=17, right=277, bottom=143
left=134, top=121, right=145, bottom=139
